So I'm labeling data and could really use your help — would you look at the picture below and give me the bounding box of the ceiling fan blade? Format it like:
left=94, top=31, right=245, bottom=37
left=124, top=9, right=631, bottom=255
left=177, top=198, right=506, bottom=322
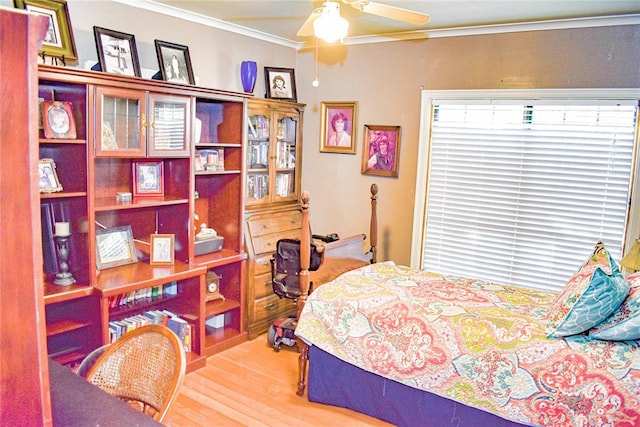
left=297, top=8, right=322, bottom=37
left=349, top=1, right=430, bottom=26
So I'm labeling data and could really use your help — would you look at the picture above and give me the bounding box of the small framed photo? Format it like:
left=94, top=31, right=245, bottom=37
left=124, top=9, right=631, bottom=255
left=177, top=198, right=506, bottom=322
left=42, top=100, right=76, bottom=139
left=361, top=125, right=401, bottom=178
left=14, top=0, right=78, bottom=65
left=150, top=234, right=175, bottom=265
left=133, top=160, right=164, bottom=198
left=154, top=40, right=195, bottom=85
left=95, top=225, right=138, bottom=270
left=39, top=158, right=63, bottom=193
left=264, top=67, right=297, bottom=102
left=319, top=101, right=358, bottom=154
left=93, top=26, right=141, bottom=77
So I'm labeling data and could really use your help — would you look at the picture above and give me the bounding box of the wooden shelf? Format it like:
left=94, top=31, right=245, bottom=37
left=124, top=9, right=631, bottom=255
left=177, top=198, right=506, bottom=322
left=94, top=196, right=189, bottom=211
left=40, top=191, right=87, bottom=199
left=44, top=282, right=93, bottom=305
left=95, top=261, right=206, bottom=297
left=205, top=298, right=241, bottom=318
left=195, top=169, right=241, bottom=176
left=195, top=249, right=247, bottom=269
left=49, top=348, right=86, bottom=366
left=39, top=138, right=87, bottom=145
left=46, top=319, right=92, bottom=337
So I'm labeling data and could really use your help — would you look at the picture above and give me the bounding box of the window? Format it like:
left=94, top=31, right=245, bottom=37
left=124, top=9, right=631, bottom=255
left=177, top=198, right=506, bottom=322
left=412, top=90, right=639, bottom=292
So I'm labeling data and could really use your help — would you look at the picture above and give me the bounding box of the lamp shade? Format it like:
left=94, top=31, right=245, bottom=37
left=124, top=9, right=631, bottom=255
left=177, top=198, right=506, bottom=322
left=313, top=2, right=348, bottom=43
left=620, top=239, right=640, bottom=272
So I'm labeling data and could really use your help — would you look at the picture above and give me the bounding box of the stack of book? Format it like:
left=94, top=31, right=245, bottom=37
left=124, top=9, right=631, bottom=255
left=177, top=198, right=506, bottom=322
left=108, top=308, right=192, bottom=352
left=107, top=282, right=178, bottom=308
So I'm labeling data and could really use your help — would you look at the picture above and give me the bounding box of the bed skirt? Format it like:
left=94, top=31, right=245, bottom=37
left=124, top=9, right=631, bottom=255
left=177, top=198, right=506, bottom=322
left=308, top=346, right=530, bottom=427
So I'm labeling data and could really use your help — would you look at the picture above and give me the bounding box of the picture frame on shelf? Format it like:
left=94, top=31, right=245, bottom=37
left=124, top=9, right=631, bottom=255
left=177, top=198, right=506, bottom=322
left=14, top=0, right=78, bottom=65
left=264, top=67, right=297, bottom=102
left=319, top=101, right=358, bottom=154
left=150, top=234, right=175, bottom=266
left=95, top=225, right=138, bottom=270
left=154, top=39, right=195, bottom=85
left=93, top=26, right=141, bottom=77
left=361, top=124, right=401, bottom=178
left=38, top=158, right=63, bottom=193
left=42, top=100, right=76, bottom=139
left=40, top=203, right=58, bottom=275
left=132, top=160, right=164, bottom=198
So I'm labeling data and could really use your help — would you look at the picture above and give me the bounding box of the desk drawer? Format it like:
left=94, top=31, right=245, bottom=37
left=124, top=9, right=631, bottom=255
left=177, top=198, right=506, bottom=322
left=253, top=271, right=274, bottom=300
left=252, top=229, right=301, bottom=255
left=248, top=212, right=302, bottom=238
left=253, top=294, right=296, bottom=324
left=253, top=254, right=273, bottom=276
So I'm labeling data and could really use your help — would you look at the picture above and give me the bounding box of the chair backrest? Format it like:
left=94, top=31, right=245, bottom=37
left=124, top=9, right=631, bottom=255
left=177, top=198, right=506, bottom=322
left=84, top=324, right=186, bottom=423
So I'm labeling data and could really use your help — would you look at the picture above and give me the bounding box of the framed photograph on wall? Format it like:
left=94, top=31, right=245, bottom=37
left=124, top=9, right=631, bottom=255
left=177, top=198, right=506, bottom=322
left=264, top=67, right=297, bottom=102
left=319, top=101, right=358, bottom=154
left=93, top=26, right=141, bottom=77
left=154, top=40, right=195, bottom=85
left=42, top=100, right=76, bottom=139
left=132, top=160, right=164, bottom=198
left=361, top=125, right=401, bottom=178
left=150, top=234, right=175, bottom=265
left=95, top=225, right=138, bottom=270
left=39, top=158, right=63, bottom=193
left=14, top=0, right=78, bottom=65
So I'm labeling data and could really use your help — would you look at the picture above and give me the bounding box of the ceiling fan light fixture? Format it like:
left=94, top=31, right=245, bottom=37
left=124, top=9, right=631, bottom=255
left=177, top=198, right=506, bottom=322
left=313, top=2, right=348, bottom=43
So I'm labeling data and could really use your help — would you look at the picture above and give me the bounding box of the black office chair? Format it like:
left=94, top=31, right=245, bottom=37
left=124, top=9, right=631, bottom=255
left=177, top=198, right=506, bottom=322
left=267, top=237, right=326, bottom=350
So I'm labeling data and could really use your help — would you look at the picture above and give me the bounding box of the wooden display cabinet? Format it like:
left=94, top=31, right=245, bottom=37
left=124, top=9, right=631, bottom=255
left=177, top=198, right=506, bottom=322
left=246, top=98, right=304, bottom=209
left=193, top=96, right=248, bottom=355
left=36, top=65, right=250, bottom=372
left=95, top=87, right=191, bottom=158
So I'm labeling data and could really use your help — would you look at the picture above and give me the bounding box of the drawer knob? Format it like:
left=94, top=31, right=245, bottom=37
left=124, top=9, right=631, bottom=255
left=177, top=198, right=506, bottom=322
left=265, top=302, right=276, bottom=311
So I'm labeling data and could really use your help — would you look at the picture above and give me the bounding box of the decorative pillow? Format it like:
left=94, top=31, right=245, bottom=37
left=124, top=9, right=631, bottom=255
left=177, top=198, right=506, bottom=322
left=546, top=241, right=629, bottom=338
left=589, top=273, right=640, bottom=341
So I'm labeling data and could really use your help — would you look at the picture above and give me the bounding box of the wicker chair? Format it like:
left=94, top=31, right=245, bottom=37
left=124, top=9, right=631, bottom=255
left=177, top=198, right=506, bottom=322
left=84, top=324, right=187, bottom=423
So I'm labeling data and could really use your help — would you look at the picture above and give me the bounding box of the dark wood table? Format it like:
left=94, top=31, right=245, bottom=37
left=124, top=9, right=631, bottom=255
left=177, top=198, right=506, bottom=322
left=49, top=360, right=162, bottom=426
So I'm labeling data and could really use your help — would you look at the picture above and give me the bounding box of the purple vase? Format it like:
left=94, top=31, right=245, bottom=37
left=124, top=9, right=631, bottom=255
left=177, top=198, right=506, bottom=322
left=241, top=60, right=257, bottom=93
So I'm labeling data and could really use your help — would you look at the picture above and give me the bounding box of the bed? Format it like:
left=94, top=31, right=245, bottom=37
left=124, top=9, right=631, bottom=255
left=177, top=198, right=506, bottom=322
left=295, top=228, right=640, bottom=425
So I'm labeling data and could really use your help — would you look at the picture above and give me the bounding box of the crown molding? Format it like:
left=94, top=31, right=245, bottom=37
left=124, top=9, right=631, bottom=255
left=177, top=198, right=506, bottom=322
left=113, top=1, right=640, bottom=50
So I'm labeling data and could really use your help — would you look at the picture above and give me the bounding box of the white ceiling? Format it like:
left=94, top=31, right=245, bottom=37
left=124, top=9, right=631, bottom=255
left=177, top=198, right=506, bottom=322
left=118, top=0, right=640, bottom=47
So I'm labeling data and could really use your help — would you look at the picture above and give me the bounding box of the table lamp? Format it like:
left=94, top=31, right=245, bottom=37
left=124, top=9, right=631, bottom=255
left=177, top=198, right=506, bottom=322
left=620, top=239, right=640, bottom=273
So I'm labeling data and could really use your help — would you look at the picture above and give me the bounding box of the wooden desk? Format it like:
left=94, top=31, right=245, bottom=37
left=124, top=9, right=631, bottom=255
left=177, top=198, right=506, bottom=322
left=49, top=361, right=161, bottom=426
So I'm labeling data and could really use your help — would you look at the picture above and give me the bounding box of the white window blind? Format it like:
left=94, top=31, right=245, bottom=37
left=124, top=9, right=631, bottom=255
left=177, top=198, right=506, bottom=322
left=422, top=101, right=638, bottom=292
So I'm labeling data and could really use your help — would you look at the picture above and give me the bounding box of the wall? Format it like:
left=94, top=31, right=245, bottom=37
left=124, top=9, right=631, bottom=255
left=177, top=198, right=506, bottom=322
left=6, top=0, right=639, bottom=265
left=296, top=26, right=640, bottom=265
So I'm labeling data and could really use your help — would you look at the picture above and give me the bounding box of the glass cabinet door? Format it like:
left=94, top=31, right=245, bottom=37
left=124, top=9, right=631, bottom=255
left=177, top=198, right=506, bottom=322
left=274, top=113, right=298, bottom=202
left=95, top=87, right=146, bottom=157
left=247, top=112, right=271, bottom=204
left=147, top=94, right=191, bottom=157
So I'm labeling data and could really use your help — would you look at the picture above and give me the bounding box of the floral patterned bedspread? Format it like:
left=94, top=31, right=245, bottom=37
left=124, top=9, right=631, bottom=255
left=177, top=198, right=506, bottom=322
left=296, top=262, right=640, bottom=427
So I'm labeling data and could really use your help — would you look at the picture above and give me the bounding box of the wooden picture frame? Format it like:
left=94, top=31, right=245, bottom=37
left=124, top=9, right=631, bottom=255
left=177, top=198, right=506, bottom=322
left=319, top=101, right=358, bottom=154
left=361, top=125, right=401, bottom=178
left=95, top=225, right=138, bottom=270
left=38, top=158, right=63, bottom=193
left=93, top=26, right=141, bottom=77
left=264, top=67, right=297, bottom=102
left=42, top=100, right=76, bottom=139
left=154, top=40, right=195, bottom=85
left=14, top=0, right=78, bottom=65
left=132, top=160, right=164, bottom=198
left=150, top=234, right=175, bottom=265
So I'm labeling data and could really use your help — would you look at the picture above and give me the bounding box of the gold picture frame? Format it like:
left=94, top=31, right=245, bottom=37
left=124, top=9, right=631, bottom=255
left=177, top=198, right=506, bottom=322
left=319, top=101, right=358, bottom=154
left=14, top=0, right=78, bottom=65
left=38, top=158, right=63, bottom=193
left=361, top=125, right=401, bottom=178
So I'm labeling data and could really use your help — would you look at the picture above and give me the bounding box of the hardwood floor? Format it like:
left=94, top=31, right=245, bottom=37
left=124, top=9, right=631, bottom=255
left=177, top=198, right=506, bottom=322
left=166, top=335, right=392, bottom=426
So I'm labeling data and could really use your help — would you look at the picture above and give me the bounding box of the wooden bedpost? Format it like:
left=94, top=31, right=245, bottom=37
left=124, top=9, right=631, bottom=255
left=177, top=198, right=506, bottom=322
left=370, top=183, right=378, bottom=264
left=296, top=191, right=311, bottom=396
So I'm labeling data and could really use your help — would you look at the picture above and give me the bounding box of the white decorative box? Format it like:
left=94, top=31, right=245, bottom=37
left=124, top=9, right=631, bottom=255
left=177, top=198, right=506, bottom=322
left=205, top=314, right=226, bottom=330
left=194, top=236, right=224, bottom=255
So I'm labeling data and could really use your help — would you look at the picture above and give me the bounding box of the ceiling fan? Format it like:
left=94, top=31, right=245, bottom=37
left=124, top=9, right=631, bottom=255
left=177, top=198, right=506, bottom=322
left=297, top=0, right=431, bottom=41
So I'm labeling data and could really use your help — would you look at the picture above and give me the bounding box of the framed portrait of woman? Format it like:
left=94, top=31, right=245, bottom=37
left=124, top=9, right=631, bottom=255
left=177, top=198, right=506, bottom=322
left=264, top=67, right=297, bottom=102
left=319, top=101, right=358, bottom=154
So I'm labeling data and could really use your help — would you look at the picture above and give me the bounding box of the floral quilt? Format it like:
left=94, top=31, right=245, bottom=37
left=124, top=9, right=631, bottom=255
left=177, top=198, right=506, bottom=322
left=296, top=262, right=640, bottom=427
